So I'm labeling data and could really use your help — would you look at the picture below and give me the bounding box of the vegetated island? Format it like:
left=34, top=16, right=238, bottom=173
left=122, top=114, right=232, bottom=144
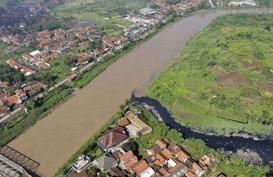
left=148, top=14, right=273, bottom=139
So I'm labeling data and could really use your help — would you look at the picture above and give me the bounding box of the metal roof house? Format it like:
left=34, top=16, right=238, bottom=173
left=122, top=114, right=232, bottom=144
left=140, top=8, right=157, bottom=16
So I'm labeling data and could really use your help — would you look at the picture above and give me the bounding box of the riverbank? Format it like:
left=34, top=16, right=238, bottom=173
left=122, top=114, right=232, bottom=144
left=147, top=13, right=273, bottom=139
left=133, top=96, right=273, bottom=169
left=7, top=8, right=273, bottom=177
left=56, top=100, right=271, bottom=176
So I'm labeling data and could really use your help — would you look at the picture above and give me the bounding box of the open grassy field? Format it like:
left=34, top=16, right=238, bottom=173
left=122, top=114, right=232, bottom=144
left=148, top=14, right=273, bottom=138
left=53, top=0, right=150, bottom=37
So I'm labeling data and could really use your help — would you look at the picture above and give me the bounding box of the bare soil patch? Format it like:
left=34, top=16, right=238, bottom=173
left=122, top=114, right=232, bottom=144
left=257, top=83, right=273, bottom=92
left=241, top=60, right=262, bottom=68
left=217, top=72, right=251, bottom=87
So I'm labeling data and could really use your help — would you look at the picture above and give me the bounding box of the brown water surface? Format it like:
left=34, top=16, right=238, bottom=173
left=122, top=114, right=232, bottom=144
left=8, top=8, right=273, bottom=177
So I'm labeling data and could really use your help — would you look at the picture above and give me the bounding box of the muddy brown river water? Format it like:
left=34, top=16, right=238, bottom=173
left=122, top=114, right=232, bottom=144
left=8, top=8, right=273, bottom=177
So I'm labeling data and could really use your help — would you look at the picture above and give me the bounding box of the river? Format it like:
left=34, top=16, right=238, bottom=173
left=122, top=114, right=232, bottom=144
left=132, top=96, right=273, bottom=168
left=8, top=8, right=273, bottom=176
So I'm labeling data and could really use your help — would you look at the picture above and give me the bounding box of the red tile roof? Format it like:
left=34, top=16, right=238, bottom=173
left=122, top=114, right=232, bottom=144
left=124, top=156, right=138, bottom=169
left=156, top=139, right=167, bottom=149
left=118, top=118, right=130, bottom=127
left=159, top=167, right=169, bottom=176
left=97, top=127, right=128, bottom=149
left=177, top=149, right=190, bottom=159
left=126, top=111, right=136, bottom=120
left=0, top=105, right=9, bottom=114
left=161, top=148, right=173, bottom=159
left=131, top=160, right=149, bottom=176
left=7, top=95, right=20, bottom=107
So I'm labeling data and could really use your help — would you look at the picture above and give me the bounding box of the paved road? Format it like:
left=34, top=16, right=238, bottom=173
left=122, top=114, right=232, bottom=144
left=0, top=107, right=23, bottom=124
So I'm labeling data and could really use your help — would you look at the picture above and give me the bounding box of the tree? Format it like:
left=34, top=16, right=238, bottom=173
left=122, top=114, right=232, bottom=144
left=25, top=100, right=36, bottom=110
left=166, top=0, right=181, bottom=5
left=265, top=24, right=271, bottom=31
left=166, top=129, right=183, bottom=144
left=150, top=3, right=159, bottom=9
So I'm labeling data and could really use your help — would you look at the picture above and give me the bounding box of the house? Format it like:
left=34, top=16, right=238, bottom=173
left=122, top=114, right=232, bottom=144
left=15, top=89, right=28, bottom=102
left=75, top=52, right=92, bottom=64
left=97, top=126, right=128, bottom=151
left=108, top=167, right=127, bottom=177
left=7, top=95, right=22, bottom=108
left=140, top=8, right=157, bottom=16
left=0, top=81, right=8, bottom=88
left=139, top=167, right=155, bottom=177
left=0, top=105, right=10, bottom=116
left=22, top=81, right=47, bottom=92
left=0, top=91, right=8, bottom=104
left=93, top=153, right=118, bottom=172
left=102, top=36, right=114, bottom=47
left=42, top=53, right=58, bottom=62
left=118, top=118, right=130, bottom=127
left=146, top=140, right=206, bottom=177
left=22, top=53, right=33, bottom=61
left=217, top=173, right=227, bottom=177
left=131, top=160, right=149, bottom=176
left=72, top=154, right=92, bottom=173
left=22, top=81, right=47, bottom=98
left=113, top=35, right=128, bottom=45
left=79, top=41, right=89, bottom=47
left=199, top=153, right=218, bottom=172
left=7, top=59, right=36, bottom=76
left=113, top=148, right=138, bottom=169
left=124, top=111, right=152, bottom=136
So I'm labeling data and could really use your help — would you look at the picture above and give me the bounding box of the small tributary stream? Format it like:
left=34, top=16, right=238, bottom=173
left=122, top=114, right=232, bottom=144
left=133, top=96, right=273, bottom=168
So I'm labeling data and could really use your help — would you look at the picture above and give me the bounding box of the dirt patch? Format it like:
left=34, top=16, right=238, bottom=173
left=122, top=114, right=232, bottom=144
left=241, top=60, right=262, bottom=68
left=217, top=72, right=251, bottom=87
left=222, top=27, right=232, bottom=33
left=257, top=83, right=273, bottom=92
left=178, top=110, right=192, bottom=117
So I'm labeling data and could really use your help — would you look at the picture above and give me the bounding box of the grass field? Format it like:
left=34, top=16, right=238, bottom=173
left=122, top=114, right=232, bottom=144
left=148, top=14, right=273, bottom=138
left=53, top=0, right=149, bottom=37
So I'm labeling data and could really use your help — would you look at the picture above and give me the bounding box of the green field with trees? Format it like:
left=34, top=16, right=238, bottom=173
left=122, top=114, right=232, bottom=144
left=148, top=14, right=273, bottom=138
left=55, top=100, right=270, bottom=177
left=53, top=0, right=150, bottom=37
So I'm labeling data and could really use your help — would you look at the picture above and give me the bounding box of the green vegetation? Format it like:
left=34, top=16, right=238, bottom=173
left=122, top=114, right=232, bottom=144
left=183, top=138, right=270, bottom=177
left=0, top=65, right=25, bottom=84
left=28, top=17, right=70, bottom=32
left=55, top=100, right=270, bottom=177
left=256, top=0, right=273, bottom=6
left=166, top=0, right=181, bottom=5
left=0, top=85, right=73, bottom=146
left=148, top=14, right=273, bottom=138
left=53, top=0, right=150, bottom=37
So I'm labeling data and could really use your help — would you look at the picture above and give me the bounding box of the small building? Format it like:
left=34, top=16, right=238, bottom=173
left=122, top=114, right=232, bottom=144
left=93, top=153, right=118, bottom=172
left=124, top=111, right=152, bottom=136
left=131, top=159, right=149, bottom=176
left=7, top=95, right=22, bottom=108
left=217, top=173, right=227, bottom=177
left=72, top=154, right=92, bottom=173
left=199, top=153, right=218, bottom=172
left=0, top=154, right=32, bottom=177
left=97, top=126, right=128, bottom=151
left=0, top=105, right=10, bottom=116
left=140, top=8, right=157, bottom=16
left=113, top=148, right=138, bottom=169
left=108, top=167, right=127, bottom=177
